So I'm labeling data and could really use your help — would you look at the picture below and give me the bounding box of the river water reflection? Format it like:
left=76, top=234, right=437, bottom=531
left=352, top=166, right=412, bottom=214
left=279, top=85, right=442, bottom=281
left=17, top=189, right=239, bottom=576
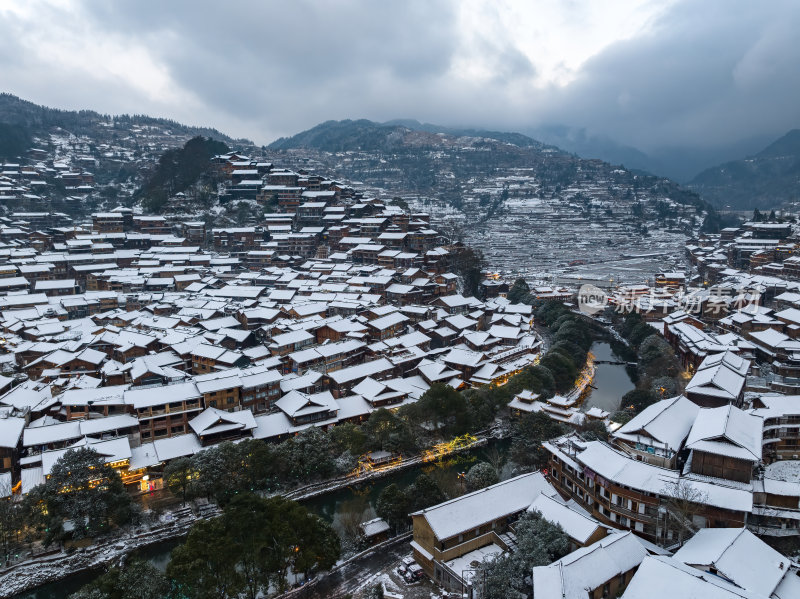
left=582, top=342, right=635, bottom=414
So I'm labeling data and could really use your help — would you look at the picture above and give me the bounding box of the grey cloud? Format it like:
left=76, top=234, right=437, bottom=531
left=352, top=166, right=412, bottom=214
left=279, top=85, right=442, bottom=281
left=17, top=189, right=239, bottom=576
left=0, top=0, right=798, bottom=156
left=77, top=0, right=462, bottom=140
left=536, top=0, right=800, bottom=152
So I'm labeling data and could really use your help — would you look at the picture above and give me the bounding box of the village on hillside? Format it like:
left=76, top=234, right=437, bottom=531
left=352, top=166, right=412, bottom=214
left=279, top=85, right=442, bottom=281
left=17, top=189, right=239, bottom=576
left=0, top=144, right=799, bottom=599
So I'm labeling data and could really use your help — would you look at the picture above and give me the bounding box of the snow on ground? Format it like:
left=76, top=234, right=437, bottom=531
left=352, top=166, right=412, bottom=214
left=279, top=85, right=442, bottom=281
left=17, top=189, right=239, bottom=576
left=764, top=460, right=800, bottom=481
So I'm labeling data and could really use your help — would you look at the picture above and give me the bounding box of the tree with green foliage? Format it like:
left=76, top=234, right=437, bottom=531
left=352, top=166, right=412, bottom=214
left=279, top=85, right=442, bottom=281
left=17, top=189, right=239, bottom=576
left=619, top=311, right=646, bottom=339
left=69, top=559, right=170, bottom=599
left=539, top=351, right=579, bottom=393
left=168, top=518, right=243, bottom=599
left=376, top=484, right=411, bottom=533
left=513, top=365, right=556, bottom=398
left=137, top=136, right=229, bottom=213
left=553, top=322, right=591, bottom=351
left=621, top=388, right=658, bottom=414
left=185, top=439, right=280, bottom=503
left=289, top=499, right=341, bottom=582
left=168, top=494, right=339, bottom=599
left=365, top=583, right=385, bottom=599
left=407, top=473, right=445, bottom=512
left=236, top=438, right=278, bottom=492
left=0, top=122, right=32, bottom=160
left=34, top=447, right=133, bottom=542
left=648, top=375, right=678, bottom=399
left=638, top=335, right=679, bottom=381
left=450, top=245, right=485, bottom=298
left=191, top=441, right=241, bottom=504
left=364, top=408, right=417, bottom=454
left=410, top=383, right=472, bottom=437
left=163, top=457, right=198, bottom=505
left=578, top=419, right=609, bottom=442
left=510, top=412, right=567, bottom=471
left=477, top=511, right=570, bottom=598
left=536, top=300, right=572, bottom=327
left=330, top=422, right=367, bottom=456
left=273, top=427, right=336, bottom=482
left=506, top=278, right=531, bottom=304
left=548, top=340, right=587, bottom=369
left=465, top=462, right=499, bottom=492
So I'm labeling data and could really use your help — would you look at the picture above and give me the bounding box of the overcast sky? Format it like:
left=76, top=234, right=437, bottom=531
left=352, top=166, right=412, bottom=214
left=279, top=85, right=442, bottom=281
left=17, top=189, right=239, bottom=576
left=1, top=0, right=798, bottom=151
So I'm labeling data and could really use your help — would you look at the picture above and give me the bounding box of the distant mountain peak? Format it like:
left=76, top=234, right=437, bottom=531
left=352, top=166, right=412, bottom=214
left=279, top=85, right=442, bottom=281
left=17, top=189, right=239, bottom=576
left=688, top=128, right=800, bottom=210
left=0, top=92, right=244, bottom=149
left=267, top=118, right=553, bottom=153
left=755, top=128, right=800, bottom=159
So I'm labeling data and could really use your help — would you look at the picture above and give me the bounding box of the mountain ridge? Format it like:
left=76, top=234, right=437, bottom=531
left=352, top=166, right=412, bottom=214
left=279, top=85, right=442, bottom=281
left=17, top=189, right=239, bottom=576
left=0, top=93, right=248, bottom=159
left=688, top=129, right=800, bottom=210
left=267, top=118, right=560, bottom=153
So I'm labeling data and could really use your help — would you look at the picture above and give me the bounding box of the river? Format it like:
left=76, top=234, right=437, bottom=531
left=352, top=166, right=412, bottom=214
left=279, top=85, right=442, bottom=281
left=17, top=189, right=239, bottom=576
left=9, top=538, right=186, bottom=599
left=583, top=341, right=636, bottom=413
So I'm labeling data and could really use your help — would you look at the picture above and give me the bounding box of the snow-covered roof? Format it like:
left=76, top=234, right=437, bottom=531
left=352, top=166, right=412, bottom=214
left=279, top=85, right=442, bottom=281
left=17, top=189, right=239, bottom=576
left=40, top=436, right=131, bottom=476
left=0, top=415, right=26, bottom=448
left=327, top=358, right=394, bottom=385
left=189, top=407, right=256, bottom=437
left=411, top=472, right=557, bottom=541
left=622, top=555, right=768, bottom=599
left=528, top=493, right=604, bottom=544
left=124, top=381, right=201, bottom=409
left=615, top=395, right=699, bottom=452
left=275, top=390, right=337, bottom=418
left=685, top=405, right=763, bottom=462
left=360, top=517, right=390, bottom=537
left=570, top=441, right=753, bottom=512
left=686, top=352, right=748, bottom=400
left=152, top=434, right=203, bottom=462
left=532, top=532, right=648, bottom=599
left=673, top=528, right=789, bottom=597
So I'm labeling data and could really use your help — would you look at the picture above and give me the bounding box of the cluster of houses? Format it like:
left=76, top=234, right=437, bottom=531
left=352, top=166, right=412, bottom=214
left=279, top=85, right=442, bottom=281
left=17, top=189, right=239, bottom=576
left=0, top=153, right=544, bottom=499
left=1, top=119, right=210, bottom=215
left=403, top=219, right=800, bottom=596
left=410, top=470, right=800, bottom=598
left=417, top=351, right=800, bottom=595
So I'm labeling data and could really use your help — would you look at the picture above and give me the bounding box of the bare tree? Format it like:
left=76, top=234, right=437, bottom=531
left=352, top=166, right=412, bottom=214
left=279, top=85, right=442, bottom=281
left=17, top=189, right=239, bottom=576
left=483, top=446, right=505, bottom=479
left=0, top=478, right=19, bottom=566
left=660, top=479, right=709, bottom=546
left=335, top=496, right=370, bottom=550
